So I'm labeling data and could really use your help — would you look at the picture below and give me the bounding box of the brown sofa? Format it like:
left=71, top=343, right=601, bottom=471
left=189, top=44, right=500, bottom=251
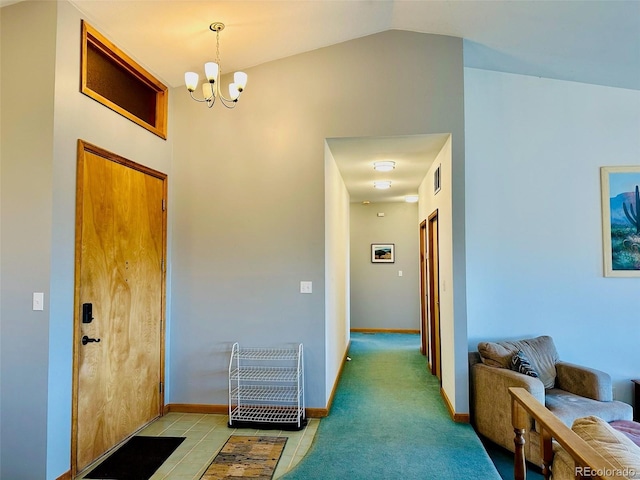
left=469, top=335, right=633, bottom=466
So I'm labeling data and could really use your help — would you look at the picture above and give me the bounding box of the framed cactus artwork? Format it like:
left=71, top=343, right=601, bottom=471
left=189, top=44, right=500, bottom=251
left=600, top=166, right=640, bottom=277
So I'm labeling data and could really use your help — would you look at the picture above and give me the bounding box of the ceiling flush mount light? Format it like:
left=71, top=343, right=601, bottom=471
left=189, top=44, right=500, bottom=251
left=374, top=181, right=392, bottom=190
left=184, top=22, right=247, bottom=109
left=405, top=195, right=419, bottom=203
left=373, top=161, right=396, bottom=172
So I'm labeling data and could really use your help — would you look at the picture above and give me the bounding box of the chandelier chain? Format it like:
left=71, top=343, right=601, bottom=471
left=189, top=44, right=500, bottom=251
left=216, top=29, right=221, bottom=70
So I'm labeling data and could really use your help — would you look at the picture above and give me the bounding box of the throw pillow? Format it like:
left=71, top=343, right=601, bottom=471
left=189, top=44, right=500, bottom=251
left=477, top=336, right=558, bottom=387
left=477, top=342, right=515, bottom=368
left=510, top=350, right=539, bottom=378
left=572, top=416, right=640, bottom=472
left=509, top=336, right=558, bottom=388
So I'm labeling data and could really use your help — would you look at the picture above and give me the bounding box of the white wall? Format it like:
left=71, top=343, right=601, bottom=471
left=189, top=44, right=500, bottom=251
left=418, top=137, right=469, bottom=411
left=324, top=143, right=350, bottom=398
left=1, top=3, right=57, bottom=478
left=46, top=4, right=174, bottom=478
left=1, top=2, right=174, bottom=478
left=170, top=30, right=465, bottom=410
left=350, top=201, right=420, bottom=330
left=465, top=68, right=640, bottom=404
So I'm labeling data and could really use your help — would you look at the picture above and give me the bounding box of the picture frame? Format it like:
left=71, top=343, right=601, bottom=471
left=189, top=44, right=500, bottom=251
left=371, top=243, right=395, bottom=263
left=600, top=166, right=640, bottom=277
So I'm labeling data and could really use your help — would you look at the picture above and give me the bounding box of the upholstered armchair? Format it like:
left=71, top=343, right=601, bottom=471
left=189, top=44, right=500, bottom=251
left=469, top=335, right=633, bottom=466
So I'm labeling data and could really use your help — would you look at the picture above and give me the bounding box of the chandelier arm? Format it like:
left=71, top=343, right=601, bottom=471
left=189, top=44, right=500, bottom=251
left=218, top=92, right=239, bottom=106
left=218, top=97, right=238, bottom=109
left=213, top=71, right=238, bottom=108
left=189, top=90, right=216, bottom=107
left=188, top=91, right=208, bottom=103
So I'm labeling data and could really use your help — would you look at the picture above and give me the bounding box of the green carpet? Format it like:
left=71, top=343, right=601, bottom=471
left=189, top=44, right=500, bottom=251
left=282, top=333, right=501, bottom=479
left=482, top=437, right=545, bottom=480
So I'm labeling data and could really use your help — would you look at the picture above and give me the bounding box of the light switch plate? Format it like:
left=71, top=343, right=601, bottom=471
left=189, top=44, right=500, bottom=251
left=300, top=281, right=312, bottom=294
left=33, top=292, right=44, bottom=311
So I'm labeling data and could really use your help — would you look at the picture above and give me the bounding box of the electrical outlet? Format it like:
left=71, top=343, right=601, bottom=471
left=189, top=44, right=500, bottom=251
left=300, top=281, right=312, bottom=294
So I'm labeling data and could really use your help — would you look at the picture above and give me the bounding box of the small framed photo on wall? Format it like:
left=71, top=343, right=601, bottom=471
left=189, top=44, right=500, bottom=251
left=371, top=243, right=395, bottom=263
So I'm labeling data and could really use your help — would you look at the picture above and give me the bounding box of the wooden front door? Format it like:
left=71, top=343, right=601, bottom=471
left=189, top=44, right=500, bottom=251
left=428, top=210, right=441, bottom=382
left=72, top=140, right=167, bottom=474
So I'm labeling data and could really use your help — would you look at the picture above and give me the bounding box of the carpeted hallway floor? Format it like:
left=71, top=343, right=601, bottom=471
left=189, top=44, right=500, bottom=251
left=281, top=332, right=502, bottom=480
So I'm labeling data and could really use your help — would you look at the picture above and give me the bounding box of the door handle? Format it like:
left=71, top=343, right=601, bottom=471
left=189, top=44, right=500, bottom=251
left=82, top=335, right=101, bottom=345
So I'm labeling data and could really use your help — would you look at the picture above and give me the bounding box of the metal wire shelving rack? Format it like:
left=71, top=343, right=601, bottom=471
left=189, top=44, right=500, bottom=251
left=228, top=343, right=306, bottom=430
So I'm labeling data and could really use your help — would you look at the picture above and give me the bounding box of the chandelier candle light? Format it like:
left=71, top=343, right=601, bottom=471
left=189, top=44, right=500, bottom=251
left=184, top=22, right=247, bottom=108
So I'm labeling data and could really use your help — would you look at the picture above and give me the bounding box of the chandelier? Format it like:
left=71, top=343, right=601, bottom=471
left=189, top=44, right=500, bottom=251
left=184, top=22, right=247, bottom=109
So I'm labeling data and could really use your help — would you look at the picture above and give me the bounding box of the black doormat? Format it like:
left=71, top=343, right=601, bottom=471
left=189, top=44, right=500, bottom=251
left=85, top=436, right=185, bottom=480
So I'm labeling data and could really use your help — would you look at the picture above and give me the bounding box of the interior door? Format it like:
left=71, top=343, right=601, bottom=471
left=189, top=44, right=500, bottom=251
left=419, top=220, right=428, bottom=357
left=72, top=140, right=167, bottom=474
left=428, top=210, right=441, bottom=382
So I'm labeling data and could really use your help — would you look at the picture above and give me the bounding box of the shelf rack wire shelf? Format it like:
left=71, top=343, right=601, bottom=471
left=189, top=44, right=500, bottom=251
left=228, top=342, right=306, bottom=430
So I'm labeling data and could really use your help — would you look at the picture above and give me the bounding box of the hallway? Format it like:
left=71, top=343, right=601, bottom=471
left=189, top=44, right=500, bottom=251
left=282, top=332, right=501, bottom=479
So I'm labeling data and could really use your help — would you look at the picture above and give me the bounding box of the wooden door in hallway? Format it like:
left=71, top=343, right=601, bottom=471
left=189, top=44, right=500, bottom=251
left=419, top=220, right=428, bottom=357
left=428, top=210, right=441, bottom=382
left=72, top=141, right=167, bottom=474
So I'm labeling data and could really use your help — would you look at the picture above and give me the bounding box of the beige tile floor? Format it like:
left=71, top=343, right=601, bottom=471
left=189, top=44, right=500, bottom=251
left=78, top=412, right=319, bottom=480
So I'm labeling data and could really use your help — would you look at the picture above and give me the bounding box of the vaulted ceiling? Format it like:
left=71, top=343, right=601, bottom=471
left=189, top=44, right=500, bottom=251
left=3, top=1, right=637, bottom=203
left=54, top=0, right=640, bottom=91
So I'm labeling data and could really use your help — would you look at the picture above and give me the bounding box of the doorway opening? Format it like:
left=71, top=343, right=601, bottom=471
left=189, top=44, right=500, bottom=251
left=427, top=209, right=441, bottom=382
